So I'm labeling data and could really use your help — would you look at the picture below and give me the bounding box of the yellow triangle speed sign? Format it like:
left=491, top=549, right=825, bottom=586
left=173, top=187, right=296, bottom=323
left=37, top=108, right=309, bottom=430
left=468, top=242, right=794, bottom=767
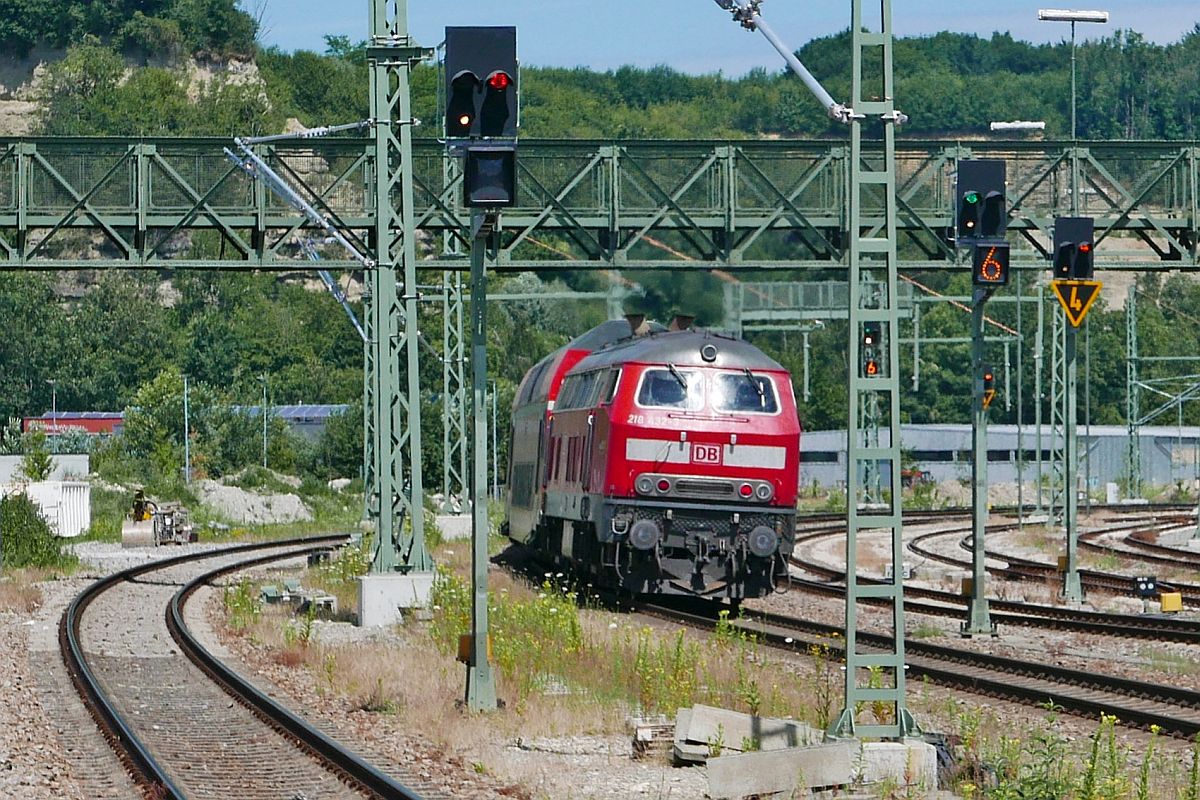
left=1051, top=280, right=1103, bottom=327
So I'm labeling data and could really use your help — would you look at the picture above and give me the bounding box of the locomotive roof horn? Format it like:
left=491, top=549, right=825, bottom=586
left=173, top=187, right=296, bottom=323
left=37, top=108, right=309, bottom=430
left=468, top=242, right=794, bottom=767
left=669, top=314, right=695, bottom=332
left=625, top=313, right=650, bottom=337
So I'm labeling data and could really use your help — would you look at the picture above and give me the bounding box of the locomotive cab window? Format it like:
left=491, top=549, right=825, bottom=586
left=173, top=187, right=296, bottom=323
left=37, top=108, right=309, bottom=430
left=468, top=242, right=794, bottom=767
left=636, top=368, right=703, bottom=410
left=714, top=372, right=778, bottom=414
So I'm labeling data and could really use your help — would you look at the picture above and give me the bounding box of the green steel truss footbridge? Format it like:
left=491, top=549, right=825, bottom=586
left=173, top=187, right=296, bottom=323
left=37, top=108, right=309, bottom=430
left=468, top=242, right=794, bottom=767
left=0, top=138, right=1194, bottom=271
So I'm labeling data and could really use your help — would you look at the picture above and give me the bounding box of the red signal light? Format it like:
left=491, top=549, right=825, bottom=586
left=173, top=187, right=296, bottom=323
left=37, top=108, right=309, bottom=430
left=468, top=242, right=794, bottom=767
left=739, top=483, right=754, bottom=498
left=656, top=479, right=671, bottom=493
left=1079, top=243, right=1092, bottom=253
left=487, top=72, right=511, bottom=91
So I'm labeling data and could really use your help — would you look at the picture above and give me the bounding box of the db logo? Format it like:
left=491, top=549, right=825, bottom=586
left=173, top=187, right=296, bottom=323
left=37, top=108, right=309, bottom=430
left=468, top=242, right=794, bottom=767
left=692, top=444, right=722, bottom=465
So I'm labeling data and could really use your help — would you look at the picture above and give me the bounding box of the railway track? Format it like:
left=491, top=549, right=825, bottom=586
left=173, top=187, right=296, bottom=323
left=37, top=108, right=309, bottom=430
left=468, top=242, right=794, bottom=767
left=789, top=510, right=1200, bottom=641
left=642, top=599, right=1200, bottom=738
left=61, top=536, right=427, bottom=800
left=903, top=520, right=1200, bottom=603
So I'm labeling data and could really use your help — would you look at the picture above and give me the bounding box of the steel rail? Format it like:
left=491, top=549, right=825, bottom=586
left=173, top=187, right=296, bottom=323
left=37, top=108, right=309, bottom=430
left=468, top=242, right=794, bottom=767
left=167, top=547, right=425, bottom=800
left=59, top=534, right=362, bottom=800
left=643, top=600, right=1200, bottom=738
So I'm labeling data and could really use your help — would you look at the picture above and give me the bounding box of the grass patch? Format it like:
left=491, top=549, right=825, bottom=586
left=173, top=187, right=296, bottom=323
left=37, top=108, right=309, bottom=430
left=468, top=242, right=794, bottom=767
left=427, top=569, right=817, bottom=720
left=1138, top=646, right=1200, bottom=677
left=0, top=569, right=49, bottom=612
left=77, top=488, right=130, bottom=543
left=305, top=538, right=371, bottom=614
left=908, top=622, right=943, bottom=640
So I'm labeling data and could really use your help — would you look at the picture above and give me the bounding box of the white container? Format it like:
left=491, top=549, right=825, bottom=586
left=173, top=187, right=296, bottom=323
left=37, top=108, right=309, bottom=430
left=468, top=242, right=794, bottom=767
left=21, top=481, right=92, bottom=538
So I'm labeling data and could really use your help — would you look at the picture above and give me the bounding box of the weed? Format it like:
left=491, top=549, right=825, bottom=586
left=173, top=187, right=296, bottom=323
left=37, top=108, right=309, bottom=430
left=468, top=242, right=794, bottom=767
left=908, top=622, right=942, bottom=640
left=808, top=637, right=837, bottom=731
left=321, top=651, right=337, bottom=695
left=1136, top=725, right=1161, bottom=800
left=358, top=677, right=402, bottom=714
left=867, top=665, right=890, bottom=725
left=1185, top=735, right=1200, bottom=800
left=707, top=723, right=725, bottom=758
left=223, top=577, right=262, bottom=630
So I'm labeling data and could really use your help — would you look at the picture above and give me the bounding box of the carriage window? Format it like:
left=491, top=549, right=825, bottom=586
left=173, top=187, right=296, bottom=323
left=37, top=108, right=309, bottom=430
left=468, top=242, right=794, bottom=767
left=636, top=368, right=704, bottom=411
left=713, top=373, right=778, bottom=414
left=601, top=368, right=621, bottom=403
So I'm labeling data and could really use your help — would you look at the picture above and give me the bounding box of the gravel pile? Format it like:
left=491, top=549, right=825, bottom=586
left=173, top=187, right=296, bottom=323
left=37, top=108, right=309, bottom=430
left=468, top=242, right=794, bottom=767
left=192, top=479, right=313, bottom=525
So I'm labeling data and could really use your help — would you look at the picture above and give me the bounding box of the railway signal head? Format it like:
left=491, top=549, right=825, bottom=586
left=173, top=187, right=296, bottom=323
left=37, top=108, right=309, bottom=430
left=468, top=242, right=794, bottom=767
left=464, top=143, right=517, bottom=207
left=444, top=26, right=519, bottom=139
left=982, top=364, right=997, bottom=410
left=1052, top=216, right=1096, bottom=280
left=972, top=241, right=1010, bottom=287
left=862, top=321, right=882, bottom=348
left=1134, top=575, right=1158, bottom=598
left=957, top=160, right=1007, bottom=241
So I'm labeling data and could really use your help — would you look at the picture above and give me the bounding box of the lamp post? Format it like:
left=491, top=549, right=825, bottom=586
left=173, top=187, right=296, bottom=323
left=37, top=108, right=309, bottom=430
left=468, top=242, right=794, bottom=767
left=183, top=375, right=191, bottom=483
left=1037, top=9, right=1109, bottom=140
left=258, top=374, right=268, bottom=469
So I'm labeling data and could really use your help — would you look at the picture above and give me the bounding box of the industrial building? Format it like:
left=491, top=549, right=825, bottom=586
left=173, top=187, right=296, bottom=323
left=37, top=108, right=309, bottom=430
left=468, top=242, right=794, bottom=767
left=23, top=405, right=350, bottom=443
left=801, top=424, right=1200, bottom=495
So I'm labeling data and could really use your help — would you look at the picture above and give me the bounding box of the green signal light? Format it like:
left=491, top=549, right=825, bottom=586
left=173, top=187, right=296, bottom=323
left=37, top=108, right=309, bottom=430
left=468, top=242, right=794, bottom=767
left=964, top=191, right=980, bottom=204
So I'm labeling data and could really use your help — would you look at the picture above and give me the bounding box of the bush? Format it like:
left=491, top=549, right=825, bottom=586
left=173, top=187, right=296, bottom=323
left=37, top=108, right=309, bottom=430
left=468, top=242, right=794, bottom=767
left=18, top=431, right=53, bottom=482
left=0, top=494, right=74, bottom=570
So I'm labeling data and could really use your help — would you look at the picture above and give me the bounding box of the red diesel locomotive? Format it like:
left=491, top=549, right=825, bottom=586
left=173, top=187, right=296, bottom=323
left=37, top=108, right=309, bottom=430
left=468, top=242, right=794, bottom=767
left=506, top=316, right=801, bottom=600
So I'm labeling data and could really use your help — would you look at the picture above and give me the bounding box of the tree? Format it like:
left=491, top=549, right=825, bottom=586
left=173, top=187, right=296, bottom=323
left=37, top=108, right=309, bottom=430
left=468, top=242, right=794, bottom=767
left=18, top=431, right=53, bottom=482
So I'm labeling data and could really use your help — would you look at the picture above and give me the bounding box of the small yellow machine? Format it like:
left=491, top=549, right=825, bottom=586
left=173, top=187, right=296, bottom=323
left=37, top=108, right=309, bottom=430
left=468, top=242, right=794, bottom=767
left=122, top=490, right=197, bottom=547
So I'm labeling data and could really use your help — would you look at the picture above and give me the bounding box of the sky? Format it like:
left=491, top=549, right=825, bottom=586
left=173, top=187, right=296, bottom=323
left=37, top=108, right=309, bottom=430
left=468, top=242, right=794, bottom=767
left=247, top=1, right=1197, bottom=75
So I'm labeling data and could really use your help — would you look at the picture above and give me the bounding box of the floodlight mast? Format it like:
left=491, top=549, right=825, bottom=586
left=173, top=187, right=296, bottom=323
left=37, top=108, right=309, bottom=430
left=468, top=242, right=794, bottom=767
left=714, top=0, right=859, bottom=124
left=1038, top=8, right=1109, bottom=22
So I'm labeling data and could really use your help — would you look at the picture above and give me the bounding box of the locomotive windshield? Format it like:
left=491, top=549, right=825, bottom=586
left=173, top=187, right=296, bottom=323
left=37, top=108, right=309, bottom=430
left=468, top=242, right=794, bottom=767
left=636, top=368, right=704, bottom=410
left=713, top=372, right=779, bottom=414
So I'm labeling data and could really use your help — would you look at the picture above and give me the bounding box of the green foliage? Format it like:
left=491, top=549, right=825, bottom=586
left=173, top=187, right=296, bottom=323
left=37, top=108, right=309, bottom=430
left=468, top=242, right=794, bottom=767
left=38, top=42, right=279, bottom=136
left=0, top=493, right=75, bottom=570
left=0, top=0, right=255, bottom=59
left=79, top=489, right=129, bottom=543
left=17, top=430, right=53, bottom=482
left=310, top=406, right=363, bottom=481
left=223, top=576, right=261, bottom=630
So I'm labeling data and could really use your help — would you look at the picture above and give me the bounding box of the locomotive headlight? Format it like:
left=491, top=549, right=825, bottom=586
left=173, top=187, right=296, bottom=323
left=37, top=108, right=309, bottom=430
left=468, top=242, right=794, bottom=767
left=635, top=475, right=654, bottom=495
left=629, top=519, right=662, bottom=550
left=748, top=525, right=779, bottom=558
left=755, top=483, right=773, bottom=501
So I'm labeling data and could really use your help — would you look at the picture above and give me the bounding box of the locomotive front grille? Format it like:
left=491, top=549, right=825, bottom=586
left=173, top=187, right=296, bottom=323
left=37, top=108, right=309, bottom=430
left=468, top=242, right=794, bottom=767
left=674, top=479, right=734, bottom=497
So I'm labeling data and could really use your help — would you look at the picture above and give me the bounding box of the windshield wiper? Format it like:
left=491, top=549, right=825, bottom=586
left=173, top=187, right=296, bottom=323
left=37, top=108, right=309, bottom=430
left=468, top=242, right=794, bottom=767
left=742, top=367, right=765, bottom=403
left=667, top=363, right=688, bottom=389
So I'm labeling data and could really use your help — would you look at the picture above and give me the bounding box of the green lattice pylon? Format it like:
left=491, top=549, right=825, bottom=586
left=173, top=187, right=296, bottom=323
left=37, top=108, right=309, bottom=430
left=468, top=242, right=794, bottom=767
left=829, top=0, right=918, bottom=740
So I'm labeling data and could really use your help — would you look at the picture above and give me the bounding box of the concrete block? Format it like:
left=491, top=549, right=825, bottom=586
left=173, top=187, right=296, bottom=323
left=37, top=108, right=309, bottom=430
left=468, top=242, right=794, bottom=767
left=685, top=704, right=818, bottom=753
left=707, top=742, right=854, bottom=799
left=435, top=513, right=473, bottom=541
left=856, top=740, right=938, bottom=795
left=357, top=572, right=435, bottom=627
